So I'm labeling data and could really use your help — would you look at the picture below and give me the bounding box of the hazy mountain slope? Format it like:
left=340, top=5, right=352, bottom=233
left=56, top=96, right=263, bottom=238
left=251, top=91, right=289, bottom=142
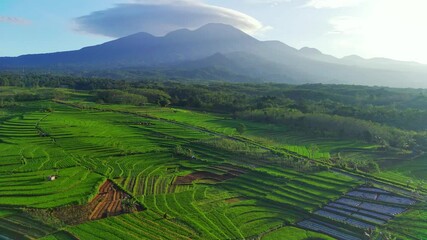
left=1, top=23, right=427, bottom=87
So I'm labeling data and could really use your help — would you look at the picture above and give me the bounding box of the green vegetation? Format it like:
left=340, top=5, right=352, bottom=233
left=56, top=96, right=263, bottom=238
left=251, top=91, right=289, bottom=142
left=387, top=202, right=427, bottom=239
left=0, top=73, right=425, bottom=239
left=262, top=226, right=335, bottom=240
left=95, top=89, right=148, bottom=105
left=0, top=167, right=104, bottom=208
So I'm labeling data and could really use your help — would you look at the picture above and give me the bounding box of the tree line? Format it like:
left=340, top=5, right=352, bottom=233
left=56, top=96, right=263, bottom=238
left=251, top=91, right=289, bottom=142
left=1, top=72, right=426, bottom=151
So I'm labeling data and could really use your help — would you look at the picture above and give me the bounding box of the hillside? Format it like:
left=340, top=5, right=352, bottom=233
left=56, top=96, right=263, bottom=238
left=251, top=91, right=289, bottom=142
left=1, top=23, right=427, bottom=88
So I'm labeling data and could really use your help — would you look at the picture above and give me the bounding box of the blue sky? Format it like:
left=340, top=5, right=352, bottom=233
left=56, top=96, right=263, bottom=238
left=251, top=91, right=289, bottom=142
left=1, top=0, right=426, bottom=63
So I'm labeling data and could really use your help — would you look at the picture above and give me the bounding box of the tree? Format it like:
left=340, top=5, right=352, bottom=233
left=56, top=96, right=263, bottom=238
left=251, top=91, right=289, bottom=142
left=416, top=180, right=425, bottom=194
left=236, top=123, right=247, bottom=135
left=174, top=145, right=195, bottom=158
left=309, top=144, right=320, bottom=159
left=158, top=98, right=171, bottom=107
left=361, top=161, right=380, bottom=173
left=381, top=231, right=397, bottom=240
left=95, top=90, right=148, bottom=106
left=364, top=228, right=376, bottom=240
left=406, top=179, right=413, bottom=188
left=122, top=198, right=138, bottom=213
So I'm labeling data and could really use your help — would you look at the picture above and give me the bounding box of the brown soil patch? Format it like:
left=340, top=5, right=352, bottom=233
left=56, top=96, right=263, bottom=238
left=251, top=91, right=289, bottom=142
left=88, top=180, right=131, bottom=220
left=31, top=180, right=143, bottom=225
left=225, top=197, right=246, bottom=203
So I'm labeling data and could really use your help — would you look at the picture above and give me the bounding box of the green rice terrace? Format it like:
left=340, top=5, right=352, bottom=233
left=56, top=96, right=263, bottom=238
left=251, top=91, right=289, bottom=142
left=0, top=83, right=426, bottom=240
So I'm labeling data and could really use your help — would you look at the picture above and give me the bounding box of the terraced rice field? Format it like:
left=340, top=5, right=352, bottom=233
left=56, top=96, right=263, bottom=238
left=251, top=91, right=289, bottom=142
left=297, top=186, right=417, bottom=239
left=262, top=226, right=335, bottom=240
left=0, top=212, right=57, bottom=239
left=0, top=167, right=104, bottom=208
left=0, top=96, right=425, bottom=239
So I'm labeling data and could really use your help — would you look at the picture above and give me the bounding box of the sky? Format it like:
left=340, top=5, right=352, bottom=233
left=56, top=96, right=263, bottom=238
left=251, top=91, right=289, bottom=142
left=1, top=0, right=427, bottom=64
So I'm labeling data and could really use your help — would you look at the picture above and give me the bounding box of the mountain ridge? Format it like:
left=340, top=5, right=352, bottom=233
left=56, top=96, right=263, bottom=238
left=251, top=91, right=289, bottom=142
left=1, top=23, right=427, bottom=88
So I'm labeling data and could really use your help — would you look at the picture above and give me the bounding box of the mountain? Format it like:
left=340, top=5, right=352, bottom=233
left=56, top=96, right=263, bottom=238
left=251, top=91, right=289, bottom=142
left=1, top=23, right=427, bottom=88
left=0, top=23, right=259, bottom=68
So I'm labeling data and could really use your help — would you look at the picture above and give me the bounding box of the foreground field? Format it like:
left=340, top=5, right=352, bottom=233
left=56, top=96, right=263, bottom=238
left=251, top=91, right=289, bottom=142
left=0, top=89, right=425, bottom=240
left=262, top=226, right=335, bottom=240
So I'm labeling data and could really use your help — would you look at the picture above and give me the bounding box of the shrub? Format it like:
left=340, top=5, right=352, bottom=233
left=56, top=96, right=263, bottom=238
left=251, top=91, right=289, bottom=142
left=95, top=90, right=148, bottom=106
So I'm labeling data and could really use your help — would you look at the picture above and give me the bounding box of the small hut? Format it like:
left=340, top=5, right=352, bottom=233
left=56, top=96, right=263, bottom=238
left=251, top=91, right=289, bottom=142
left=47, top=175, right=57, bottom=181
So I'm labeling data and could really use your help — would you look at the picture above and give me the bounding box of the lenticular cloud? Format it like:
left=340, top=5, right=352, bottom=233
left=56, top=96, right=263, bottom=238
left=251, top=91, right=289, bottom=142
left=75, top=1, right=263, bottom=38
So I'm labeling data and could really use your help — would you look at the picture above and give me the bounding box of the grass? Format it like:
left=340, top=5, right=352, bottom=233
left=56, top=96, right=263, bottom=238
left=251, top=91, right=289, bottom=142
left=262, top=226, right=335, bottom=240
left=68, top=210, right=197, bottom=240
left=0, top=167, right=104, bottom=208
left=0, top=209, right=15, bottom=218
left=0, top=212, right=57, bottom=239
left=379, top=154, right=427, bottom=182
left=101, top=103, right=381, bottom=162
left=386, top=202, right=427, bottom=239
left=39, top=231, right=78, bottom=240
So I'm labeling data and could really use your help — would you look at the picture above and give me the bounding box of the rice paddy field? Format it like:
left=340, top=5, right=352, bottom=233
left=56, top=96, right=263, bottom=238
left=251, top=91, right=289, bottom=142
left=0, top=88, right=425, bottom=240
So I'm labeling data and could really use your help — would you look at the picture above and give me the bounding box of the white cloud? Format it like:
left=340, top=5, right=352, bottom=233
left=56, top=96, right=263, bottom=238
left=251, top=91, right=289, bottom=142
left=322, top=0, right=427, bottom=64
left=75, top=0, right=264, bottom=37
left=328, top=16, right=364, bottom=35
left=252, top=25, right=274, bottom=38
left=304, top=0, right=364, bottom=9
left=246, top=0, right=291, bottom=6
left=0, top=16, right=31, bottom=25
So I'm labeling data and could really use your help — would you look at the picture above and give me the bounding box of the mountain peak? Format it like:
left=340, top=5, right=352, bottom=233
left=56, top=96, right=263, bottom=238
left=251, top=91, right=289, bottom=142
left=118, top=32, right=156, bottom=41
left=98, top=31, right=156, bottom=48
left=196, top=23, right=241, bottom=32
left=162, top=23, right=257, bottom=44
left=299, top=47, right=323, bottom=55
left=165, top=28, right=192, bottom=38
left=194, top=23, right=256, bottom=40
left=342, top=55, right=365, bottom=61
